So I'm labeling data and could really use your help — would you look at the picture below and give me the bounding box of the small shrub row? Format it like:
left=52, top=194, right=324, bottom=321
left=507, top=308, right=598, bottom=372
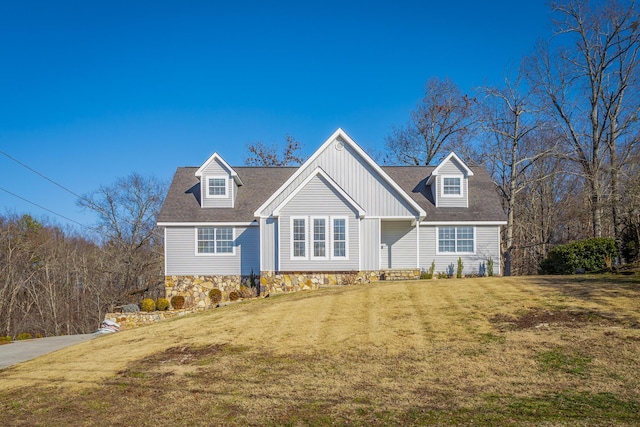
left=0, top=335, right=11, bottom=344
left=16, top=333, right=32, bottom=340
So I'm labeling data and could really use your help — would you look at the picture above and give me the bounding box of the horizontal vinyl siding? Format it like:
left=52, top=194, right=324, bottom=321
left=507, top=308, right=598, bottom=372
left=201, top=159, right=233, bottom=208
left=419, top=225, right=501, bottom=275
left=279, top=175, right=359, bottom=271
left=360, top=218, right=380, bottom=270
left=165, top=226, right=258, bottom=276
left=380, top=220, right=417, bottom=269
left=262, top=138, right=418, bottom=217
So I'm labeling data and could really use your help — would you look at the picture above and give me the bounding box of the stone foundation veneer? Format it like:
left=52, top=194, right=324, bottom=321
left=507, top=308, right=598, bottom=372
left=165, top=275, right=257, bottom=309
left=165, top=270, right=420, bottom=307
left=260, top=270, right=420, bottom=294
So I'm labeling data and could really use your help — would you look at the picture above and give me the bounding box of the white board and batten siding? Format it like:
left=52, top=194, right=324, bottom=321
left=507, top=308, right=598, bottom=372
left=278, top=174, right=360, bottom=271
left=380, top=220, right=418, bottom=269
left=435, top=158, right=469, bottom=208
left=165, top=226, right=259, bottom=276
left=419, top=225, right=501, bottom=275
left=199, top=158, right=235, bottom=209
left=260, top=138, right=419, bottom=218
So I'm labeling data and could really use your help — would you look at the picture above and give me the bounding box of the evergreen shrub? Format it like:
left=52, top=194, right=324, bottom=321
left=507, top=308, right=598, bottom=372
left=539, top=238, right=617, bottom=275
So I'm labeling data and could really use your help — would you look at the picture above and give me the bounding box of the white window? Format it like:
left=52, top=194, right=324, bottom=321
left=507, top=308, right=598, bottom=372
left=197, top=227, right=234, bottom=255
left=437, top=226, right=474, bottom=253
left=313, top=218, right=327, bottom=258
left=333, top=218, right=347, bottom=258
left=290, top=216, right=349, bottom=260
left=442, top=176, right=462, bottom=196
left=207, top=177, right=227, bottom=197
left=292, top=217, right=307, bottom=258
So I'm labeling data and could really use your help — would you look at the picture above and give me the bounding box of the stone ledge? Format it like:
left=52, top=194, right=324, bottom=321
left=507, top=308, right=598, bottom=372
left=104, top=307, right=205, bottom=330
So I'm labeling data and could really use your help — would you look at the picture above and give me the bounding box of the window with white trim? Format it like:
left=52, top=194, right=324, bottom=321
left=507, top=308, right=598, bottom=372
left=207, top=177, right=227, bottom=197
left=442, top=176, right=462, bottom=196
left=313, top=218, right=326, bottom=258
left=438, top=226, right=474, bottom=253
left=292, top=218, right=306, bottom=258
left=197, top=227, right=233, bottom=254
left=333, top=218, right=347, bottom=258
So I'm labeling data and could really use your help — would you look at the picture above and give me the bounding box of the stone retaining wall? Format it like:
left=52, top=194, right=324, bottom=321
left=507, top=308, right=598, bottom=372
left=104, top=307, right=205, bottom=330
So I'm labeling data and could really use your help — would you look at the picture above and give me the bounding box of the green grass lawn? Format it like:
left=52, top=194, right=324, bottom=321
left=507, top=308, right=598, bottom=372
left=1, top=275, right=639, bottom=426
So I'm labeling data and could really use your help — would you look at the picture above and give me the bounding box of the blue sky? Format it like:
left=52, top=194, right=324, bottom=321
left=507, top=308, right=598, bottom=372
left=0, top=0, right=550, bottom=231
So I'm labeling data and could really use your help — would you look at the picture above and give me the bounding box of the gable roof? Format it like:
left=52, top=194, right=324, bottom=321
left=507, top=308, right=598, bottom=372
left=272, top=167, right=366, bottom=217
left=158, top=164, right=506, bottom=225
left=254, top=128, right=426, bottom=218
left=430, top=151, right=474, bottom=178
left=157, top=166, right=295, bottom=224
left=195, top=152, right=244, bottom=186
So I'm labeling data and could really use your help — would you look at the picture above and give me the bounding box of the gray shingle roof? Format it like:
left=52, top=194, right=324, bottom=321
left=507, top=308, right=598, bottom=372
left=382, top=166, right=507, bottom=222
left=158, top=164, right=506, bottom=223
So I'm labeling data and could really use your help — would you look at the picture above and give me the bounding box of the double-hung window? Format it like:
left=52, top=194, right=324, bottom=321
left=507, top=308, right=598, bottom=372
left=313, top=218, right=327, bottom=258
left=333, top=218, right=347, bottom=258
left=207, top=177, right=227, bottom=197
left=442, top=176, right=462, bottom=196
left=197, top=227, right=234, bottom=254
left=292, top=218, right=307, bottom=258
left=438, top=226, right=474, bottom=253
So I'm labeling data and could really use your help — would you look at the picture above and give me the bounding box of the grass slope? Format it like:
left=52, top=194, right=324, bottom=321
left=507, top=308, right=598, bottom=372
left=1, top=275, right=639, bottom=426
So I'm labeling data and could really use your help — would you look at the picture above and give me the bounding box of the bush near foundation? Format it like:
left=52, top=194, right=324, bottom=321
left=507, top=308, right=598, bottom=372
left=156, top=298, right=170, bottom=311
left=141, top=298, right=156, bottom=312
left=170, top=295, right=185, bottom=309
left=229, top=291, right=240, bottom=301
left=209, top=288, right=222, bottom=304
left=540, top=238, right=617, bottom=275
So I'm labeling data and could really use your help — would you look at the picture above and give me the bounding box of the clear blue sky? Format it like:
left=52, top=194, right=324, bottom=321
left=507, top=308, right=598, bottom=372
left=0, top=0, right=550, bottom=232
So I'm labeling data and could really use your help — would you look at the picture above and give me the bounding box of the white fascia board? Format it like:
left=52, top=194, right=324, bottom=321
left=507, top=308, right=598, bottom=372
left=431, top=152, right=474, bottom=177
left=419, top=221, right=507, bottom=226
left=195, top=152, right=244, bottom=186
left=272, top=167, right=366, bottom=217
left=254, top=128, right=425, bottom=218
left=157, top=221, right=258, bottom=227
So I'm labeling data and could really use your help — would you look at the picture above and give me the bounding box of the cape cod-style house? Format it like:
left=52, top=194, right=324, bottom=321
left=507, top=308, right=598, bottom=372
left=157, top=128, right=506, bottom=305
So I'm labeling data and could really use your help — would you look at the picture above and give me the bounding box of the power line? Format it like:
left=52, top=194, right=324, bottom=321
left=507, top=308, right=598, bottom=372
left=0, top=186, right=92, bottom=229
left=0, top=148, right=90, bottom=204
left=0, top=149, right=164, bottom=240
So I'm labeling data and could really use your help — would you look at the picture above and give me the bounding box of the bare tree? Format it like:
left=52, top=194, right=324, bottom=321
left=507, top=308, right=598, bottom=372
left=78, top=173, right=166, bottom=310
left=478, top=73, right=556, bottom=275
left=245, top=134, right=305, bottom=166
left=527, top=0, right=640, bottom=238
left=385, top=77, right=477, bottom=165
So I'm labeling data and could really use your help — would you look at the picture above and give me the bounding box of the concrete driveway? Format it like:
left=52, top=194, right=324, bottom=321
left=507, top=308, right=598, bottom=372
left=0, top=334, right=96, bottom=370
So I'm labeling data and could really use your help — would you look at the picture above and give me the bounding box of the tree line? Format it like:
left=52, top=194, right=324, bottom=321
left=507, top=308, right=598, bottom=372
left=0, top=173, right=165, bottom=337
left=381, top=0, right=640, bottom=275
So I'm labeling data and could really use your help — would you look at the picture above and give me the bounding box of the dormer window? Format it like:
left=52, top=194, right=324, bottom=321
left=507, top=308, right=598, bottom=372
left=207, top=177, right=227, bottom=197
left=442, top=176, right=462, bottom=196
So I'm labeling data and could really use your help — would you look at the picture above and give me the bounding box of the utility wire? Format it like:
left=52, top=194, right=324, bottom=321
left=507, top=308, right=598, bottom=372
left=0, top=186, right=92, bottom=229
left=0, top=149, right=87, bottom=201
left=0, top=148, right=164, bottom=241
